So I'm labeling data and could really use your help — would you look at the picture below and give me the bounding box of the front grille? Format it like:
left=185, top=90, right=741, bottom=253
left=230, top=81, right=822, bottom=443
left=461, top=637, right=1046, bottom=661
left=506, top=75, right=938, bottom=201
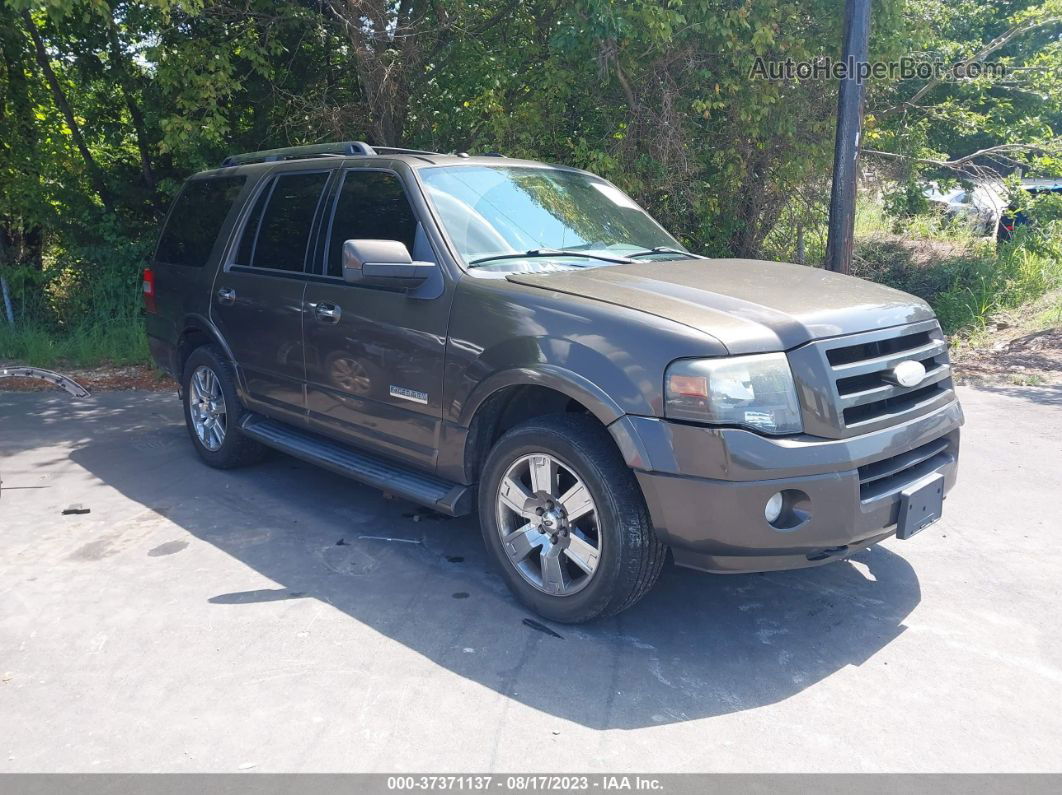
left=858, top=435, right=953, bottom=501
left=826, top=328, right=933, bottom=367
left=789, top=319, right=956, bottom=438
left=842, top=382, right=944, bottom=426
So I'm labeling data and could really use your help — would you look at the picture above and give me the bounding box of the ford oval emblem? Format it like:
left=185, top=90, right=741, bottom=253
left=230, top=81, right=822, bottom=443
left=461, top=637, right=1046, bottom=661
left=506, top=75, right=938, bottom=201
left=890, top=360, right=927, bottom=388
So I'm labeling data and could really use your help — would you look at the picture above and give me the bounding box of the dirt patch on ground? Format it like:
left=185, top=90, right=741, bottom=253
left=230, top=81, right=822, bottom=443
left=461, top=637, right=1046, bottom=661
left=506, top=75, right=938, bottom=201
left=0, top=364, right=175, bottom=393
left=952, top=327, right=1062, bottom=386
left=950, top=290, right=1062, bottom=387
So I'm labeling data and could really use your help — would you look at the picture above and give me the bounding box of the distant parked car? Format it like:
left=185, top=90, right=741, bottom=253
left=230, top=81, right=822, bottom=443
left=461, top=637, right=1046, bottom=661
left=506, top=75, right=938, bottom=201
left=997, top=180, right=1062, bottom=242
left=923, top=182, right=1006, bottom=236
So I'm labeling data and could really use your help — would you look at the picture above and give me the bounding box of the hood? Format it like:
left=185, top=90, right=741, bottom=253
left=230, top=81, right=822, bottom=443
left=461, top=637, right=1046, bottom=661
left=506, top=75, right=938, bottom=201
left=506, top=258, right=935, bottom=353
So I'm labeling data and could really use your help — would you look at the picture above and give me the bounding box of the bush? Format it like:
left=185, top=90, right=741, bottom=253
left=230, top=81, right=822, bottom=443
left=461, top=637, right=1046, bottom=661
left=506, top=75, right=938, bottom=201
left=0, top=226, right=152, bottom=367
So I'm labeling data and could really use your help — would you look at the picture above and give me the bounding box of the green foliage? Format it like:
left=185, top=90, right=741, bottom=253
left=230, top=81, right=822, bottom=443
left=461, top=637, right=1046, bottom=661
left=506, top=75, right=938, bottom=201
left=0, top=0, right=1060, bottom=366
left=883, top=181, right=932, bottom=221
left=866, top=0, right=1062, bottom=183
left=0, top=316, right=147, bottom=366
left=0, top=220, right=151, bottom=365
left=852, top=221, right=1062, bottom=333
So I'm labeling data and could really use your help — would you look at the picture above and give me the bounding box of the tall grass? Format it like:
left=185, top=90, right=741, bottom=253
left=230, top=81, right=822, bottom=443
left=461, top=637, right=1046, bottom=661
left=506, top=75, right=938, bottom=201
left=763, top=197, right=985, bottom=268
left=856, top=200, right=986, bottom=243
left=933, top=229, right=1062, bottom=332
left=852, top=222, right=1062, bottom=333
left=0, top=230, right=152, bottom=368
left=0, top=317, right=147, bottom=368
left=1033, top=292, right=1062, bottom=330
left=768, top=194, right=1062, bottom=336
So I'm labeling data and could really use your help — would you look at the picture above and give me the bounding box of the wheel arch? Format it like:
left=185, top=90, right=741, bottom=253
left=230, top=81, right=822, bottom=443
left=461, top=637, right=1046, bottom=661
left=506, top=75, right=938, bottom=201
left=459, top=367, right=630, bottom=483
left=176, top=315, right=238, bottom=384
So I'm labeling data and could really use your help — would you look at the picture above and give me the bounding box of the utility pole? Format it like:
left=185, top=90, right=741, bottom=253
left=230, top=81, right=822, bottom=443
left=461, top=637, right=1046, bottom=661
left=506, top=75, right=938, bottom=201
left=824, top=0, right=871, bottom=273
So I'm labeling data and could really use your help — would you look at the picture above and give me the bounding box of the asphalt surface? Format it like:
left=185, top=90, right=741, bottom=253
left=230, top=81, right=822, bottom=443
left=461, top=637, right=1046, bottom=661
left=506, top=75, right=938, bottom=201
left=1, top=385, right=1060, bottom=772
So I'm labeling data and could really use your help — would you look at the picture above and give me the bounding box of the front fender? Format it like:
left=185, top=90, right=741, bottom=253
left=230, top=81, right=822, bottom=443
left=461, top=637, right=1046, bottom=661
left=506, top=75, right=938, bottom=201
left=456, top=354, right=642, bottom=429
left=444, top=278, right=725, bottom=427
left=438, top=276, right=727, bottom=482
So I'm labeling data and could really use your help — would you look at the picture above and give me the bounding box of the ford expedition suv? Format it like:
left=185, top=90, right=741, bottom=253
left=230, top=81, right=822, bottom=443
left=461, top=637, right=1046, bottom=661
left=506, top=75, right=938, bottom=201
left=146, top=141, right=962, bottom=623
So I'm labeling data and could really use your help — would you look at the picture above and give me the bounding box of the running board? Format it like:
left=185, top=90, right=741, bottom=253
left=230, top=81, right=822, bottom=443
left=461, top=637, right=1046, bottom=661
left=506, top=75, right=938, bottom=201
left=239, top=415, right=473, bottom=516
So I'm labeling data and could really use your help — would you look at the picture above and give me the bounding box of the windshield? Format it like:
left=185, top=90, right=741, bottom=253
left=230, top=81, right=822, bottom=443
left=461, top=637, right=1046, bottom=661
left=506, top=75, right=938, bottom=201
left=419, top=165, right=686, bottom=272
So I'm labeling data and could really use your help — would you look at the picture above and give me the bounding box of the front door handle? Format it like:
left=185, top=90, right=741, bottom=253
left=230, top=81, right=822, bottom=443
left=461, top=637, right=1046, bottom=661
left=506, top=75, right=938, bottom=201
left=310, top=302, right=342, bottom=323
left=216, top=287, right=236, bottom=305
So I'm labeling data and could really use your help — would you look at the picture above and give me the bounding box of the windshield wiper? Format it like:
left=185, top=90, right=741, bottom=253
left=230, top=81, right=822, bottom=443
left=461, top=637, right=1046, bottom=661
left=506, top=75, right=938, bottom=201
left=469, top=248, right=633, bottom=267
left=625, top=246, right=706, bottom=259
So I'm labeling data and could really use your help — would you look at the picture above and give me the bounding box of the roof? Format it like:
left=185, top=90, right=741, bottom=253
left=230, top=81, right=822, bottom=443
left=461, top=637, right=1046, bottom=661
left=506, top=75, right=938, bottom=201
left=196, top=140, right=581, bottom=176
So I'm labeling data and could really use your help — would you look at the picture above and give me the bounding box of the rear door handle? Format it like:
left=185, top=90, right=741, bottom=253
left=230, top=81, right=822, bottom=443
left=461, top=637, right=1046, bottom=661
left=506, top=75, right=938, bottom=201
left=216, top=287, right=236, bottom=305
left=310, top=302, right=342, bottom=323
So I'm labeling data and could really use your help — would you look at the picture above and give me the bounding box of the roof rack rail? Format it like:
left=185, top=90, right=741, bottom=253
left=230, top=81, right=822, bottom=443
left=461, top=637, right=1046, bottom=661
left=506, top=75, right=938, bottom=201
left=220, top=141, right=378, bottom=168
left=372, top=146, right=445, bottom=157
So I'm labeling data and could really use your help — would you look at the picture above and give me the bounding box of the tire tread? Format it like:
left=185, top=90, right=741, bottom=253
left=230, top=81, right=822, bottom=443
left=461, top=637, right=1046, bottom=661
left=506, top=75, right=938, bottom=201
left=182, top=345, right=265, bottom=469
left=480, top=413, right=665, bottom=622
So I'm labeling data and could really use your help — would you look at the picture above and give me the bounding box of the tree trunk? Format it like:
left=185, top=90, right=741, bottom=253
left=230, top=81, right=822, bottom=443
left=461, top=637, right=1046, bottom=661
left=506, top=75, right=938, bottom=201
left=325, top=0, right=448, bottom=146
left=106, top=20, right=155, bottom=190
left=21, top=11, right=113, bottom=212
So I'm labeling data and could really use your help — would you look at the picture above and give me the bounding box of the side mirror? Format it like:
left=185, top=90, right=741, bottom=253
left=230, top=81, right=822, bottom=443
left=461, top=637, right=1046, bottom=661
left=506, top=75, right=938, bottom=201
left=342, top=239, right=434, bottom=290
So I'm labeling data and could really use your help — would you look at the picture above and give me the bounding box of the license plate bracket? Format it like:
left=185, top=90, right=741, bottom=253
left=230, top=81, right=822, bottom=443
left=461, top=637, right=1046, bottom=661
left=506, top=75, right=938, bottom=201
left=896, top=472, right=945, bottom=540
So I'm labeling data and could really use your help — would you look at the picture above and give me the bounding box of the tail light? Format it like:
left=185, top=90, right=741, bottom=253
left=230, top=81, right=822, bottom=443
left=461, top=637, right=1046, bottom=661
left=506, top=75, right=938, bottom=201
left=142, top=267, right=157, bottom=314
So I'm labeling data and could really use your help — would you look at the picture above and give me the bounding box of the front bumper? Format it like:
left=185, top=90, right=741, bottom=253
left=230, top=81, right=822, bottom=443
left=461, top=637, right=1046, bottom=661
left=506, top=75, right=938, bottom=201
left=609, top=399, right=963, bottom=573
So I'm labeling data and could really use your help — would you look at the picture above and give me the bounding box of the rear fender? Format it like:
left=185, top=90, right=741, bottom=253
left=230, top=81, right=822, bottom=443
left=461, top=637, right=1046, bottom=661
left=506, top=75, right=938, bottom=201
left=177, top=314, right=245, bottom=397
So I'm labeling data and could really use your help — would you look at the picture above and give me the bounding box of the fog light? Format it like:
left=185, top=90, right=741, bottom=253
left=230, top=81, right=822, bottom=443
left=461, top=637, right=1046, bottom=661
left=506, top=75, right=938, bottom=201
left=764, top=491, right=784, bottom=524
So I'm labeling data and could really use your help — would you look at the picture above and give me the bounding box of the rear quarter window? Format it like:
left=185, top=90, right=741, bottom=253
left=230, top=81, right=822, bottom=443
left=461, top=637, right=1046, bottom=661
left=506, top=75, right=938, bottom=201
left=155, top=176, right=246, bottom=267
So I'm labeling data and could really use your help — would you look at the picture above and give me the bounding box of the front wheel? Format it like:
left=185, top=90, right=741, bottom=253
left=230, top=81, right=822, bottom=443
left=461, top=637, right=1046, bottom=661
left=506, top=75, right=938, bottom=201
left=478, top=414, right=665, bottom=623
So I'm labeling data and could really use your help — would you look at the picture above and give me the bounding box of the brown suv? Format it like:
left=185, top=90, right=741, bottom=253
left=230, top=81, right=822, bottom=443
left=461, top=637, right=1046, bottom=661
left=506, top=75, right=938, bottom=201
left=145, top=141, right=962, bottom=623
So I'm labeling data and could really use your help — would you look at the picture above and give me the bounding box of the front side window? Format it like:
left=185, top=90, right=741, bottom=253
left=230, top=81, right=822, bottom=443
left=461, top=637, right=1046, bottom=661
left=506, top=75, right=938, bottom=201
left=155, top=176, right=245, bottom=267
left=234, top=172, right=329, bottom=272
left=324, top=171, right=418, bottom=277
left=419, top=165, right=684, bottom=273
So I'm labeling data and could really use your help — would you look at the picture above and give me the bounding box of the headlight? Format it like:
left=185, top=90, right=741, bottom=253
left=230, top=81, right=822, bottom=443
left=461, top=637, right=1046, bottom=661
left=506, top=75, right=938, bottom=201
left=665, top=353, right=803, bottom=434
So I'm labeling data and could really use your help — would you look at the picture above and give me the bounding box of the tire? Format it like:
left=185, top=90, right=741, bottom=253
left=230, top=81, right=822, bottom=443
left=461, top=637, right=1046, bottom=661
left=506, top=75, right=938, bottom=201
left=181, top=345, right=265, bottom=469
left=478, top=413, right=666, bottom=623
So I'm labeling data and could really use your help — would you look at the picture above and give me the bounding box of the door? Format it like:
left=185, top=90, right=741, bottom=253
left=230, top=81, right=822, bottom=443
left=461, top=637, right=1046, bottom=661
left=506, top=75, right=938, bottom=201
left=211, top=170, right=331, bottom=421
left=303, top=169, right=452, bottom=469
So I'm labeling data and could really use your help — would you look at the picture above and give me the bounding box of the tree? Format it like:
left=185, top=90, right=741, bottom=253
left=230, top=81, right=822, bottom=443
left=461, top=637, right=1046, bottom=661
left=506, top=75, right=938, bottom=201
left=866, top=0, right=1062, bottom=192
left=0, top=0, right=1059, bottom=283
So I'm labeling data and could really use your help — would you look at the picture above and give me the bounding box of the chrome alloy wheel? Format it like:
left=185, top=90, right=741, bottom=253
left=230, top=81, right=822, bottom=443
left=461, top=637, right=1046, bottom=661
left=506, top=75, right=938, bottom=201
left=189, top=365, right=227, bottom=451
left=496, top=453, right=601, bottom=596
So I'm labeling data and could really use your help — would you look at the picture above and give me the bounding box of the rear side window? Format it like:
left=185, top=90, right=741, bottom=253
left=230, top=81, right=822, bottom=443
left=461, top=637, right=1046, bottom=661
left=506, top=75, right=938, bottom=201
left=155, top=176, right=246, bottom=267
left=325, top=171, right=418, bottom=277
left=234, top=172, right=329, bottom=272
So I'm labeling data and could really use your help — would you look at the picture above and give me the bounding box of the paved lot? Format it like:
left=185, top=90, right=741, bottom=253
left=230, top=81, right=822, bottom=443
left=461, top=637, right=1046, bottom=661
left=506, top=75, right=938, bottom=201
left=0, top=385, right=1060, bottom=772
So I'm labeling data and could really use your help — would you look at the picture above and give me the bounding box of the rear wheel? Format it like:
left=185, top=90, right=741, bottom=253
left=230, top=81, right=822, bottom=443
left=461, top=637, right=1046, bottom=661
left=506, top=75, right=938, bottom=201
left=478, top=414, right=665, bottom=623
left=181, top=346, right=264, bottom=469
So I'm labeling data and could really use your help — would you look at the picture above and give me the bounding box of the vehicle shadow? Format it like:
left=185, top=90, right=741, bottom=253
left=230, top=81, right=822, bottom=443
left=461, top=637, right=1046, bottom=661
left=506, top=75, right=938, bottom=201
left=966, top=383, right=1062, bottom=407
left=12, top=392, right=922, bottom=730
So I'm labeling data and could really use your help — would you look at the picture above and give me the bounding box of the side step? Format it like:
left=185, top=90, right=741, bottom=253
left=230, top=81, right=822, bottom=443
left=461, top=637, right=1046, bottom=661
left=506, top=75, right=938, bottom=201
left=239, top=415, right=474, bottom=516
